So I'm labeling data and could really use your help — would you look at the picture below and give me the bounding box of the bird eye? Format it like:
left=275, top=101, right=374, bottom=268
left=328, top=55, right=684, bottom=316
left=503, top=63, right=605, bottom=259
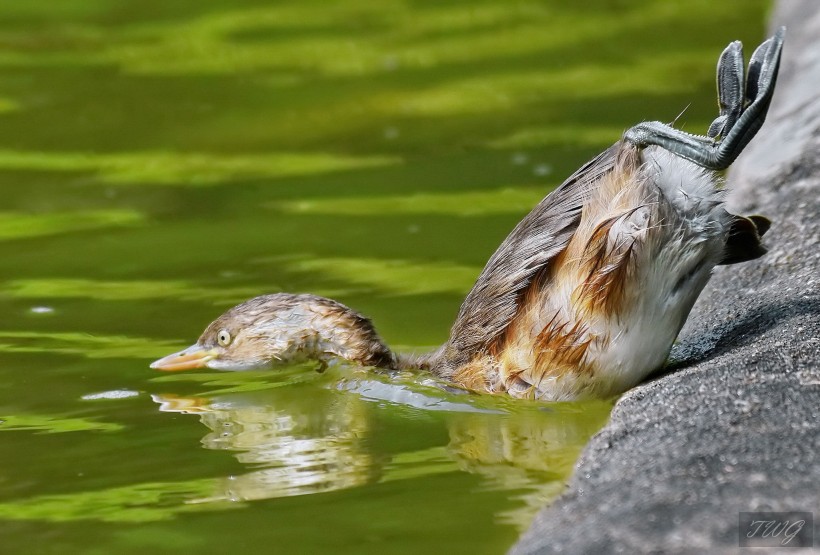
left=217, top=329, right=232, bottom=347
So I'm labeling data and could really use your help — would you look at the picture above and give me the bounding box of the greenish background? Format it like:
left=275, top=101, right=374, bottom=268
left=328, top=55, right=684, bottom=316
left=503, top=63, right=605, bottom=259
left=0, top=1, right=767, bottom=553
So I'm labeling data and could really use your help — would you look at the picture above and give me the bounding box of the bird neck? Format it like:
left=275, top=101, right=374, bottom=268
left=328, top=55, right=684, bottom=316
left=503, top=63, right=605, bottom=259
left=295, top=303, right=398, bottom=370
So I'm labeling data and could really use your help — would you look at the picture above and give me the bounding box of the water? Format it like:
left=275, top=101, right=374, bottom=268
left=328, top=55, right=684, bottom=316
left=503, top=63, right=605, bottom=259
left=0, top=1, right=766, bottom=553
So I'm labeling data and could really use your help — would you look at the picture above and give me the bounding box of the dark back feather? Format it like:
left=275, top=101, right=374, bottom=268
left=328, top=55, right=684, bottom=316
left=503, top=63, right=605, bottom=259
left=433, top=142, right=621, bottom=375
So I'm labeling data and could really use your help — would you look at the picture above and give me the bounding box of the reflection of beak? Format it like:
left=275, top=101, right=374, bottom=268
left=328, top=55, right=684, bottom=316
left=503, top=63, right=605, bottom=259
left=151, top=393, right=211, bottom=413
left=150, top=346, right=218, bottom=372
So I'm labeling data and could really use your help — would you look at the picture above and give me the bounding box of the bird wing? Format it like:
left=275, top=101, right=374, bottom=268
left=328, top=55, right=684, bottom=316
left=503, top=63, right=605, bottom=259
left=439, top=142, right=621, bottom=370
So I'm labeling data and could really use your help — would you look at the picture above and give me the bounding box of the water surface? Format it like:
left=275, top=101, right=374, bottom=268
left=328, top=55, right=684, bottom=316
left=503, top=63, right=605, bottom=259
left=0, top=1, right=766, bottom=553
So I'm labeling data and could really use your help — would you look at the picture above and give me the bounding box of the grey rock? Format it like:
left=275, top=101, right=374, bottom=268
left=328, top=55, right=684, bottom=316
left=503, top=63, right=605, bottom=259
left=511, top=2, right=820, bottom=554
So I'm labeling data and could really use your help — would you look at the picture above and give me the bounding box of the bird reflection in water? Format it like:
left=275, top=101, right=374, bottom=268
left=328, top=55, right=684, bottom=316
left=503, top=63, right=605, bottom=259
left=152, top=375, right=609, bottom=529
left=153, top=387, right=381, bottom=502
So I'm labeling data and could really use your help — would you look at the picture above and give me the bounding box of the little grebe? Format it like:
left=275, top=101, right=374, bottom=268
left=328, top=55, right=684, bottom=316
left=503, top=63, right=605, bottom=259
left=152, top=30, right=784, bottom=401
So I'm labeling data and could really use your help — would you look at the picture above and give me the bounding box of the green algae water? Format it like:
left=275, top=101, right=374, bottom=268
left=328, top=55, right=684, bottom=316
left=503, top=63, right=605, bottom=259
left=0, top=1, right=766, bottom=553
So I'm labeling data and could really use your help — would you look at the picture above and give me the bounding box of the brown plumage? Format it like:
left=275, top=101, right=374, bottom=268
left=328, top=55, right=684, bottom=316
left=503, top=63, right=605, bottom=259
left=151, top=30, right=784, bottom=401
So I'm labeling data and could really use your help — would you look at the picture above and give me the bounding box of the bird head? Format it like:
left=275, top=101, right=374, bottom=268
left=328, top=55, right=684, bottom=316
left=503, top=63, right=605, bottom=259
left=150, top=293, right=393, bottom=372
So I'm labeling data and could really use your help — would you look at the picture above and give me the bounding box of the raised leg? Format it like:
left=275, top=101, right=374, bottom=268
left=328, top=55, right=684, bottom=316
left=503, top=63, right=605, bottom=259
left=623, top=27, right=785, bottom=170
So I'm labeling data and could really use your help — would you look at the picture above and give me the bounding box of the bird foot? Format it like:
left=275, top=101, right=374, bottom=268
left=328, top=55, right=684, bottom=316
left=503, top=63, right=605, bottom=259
left=623, top=27, right=785, bottom=170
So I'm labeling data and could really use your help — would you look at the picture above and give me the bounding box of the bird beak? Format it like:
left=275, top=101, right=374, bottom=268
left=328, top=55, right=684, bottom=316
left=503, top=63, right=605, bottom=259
left=150, top=345, right=218, bottom=372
